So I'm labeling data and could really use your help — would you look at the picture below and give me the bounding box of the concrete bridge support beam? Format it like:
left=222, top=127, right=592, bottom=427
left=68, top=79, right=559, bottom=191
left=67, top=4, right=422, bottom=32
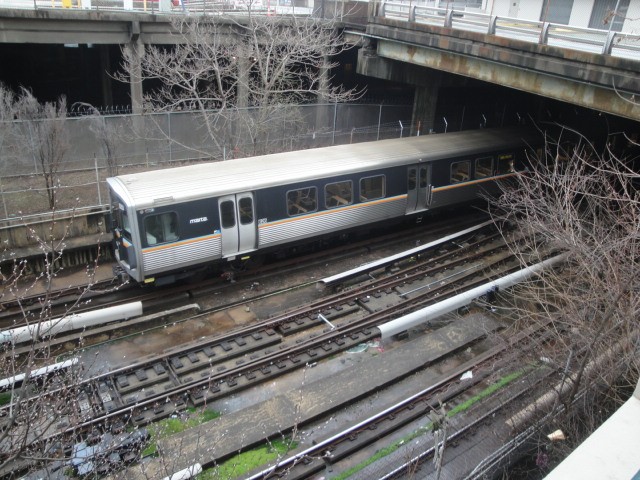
left=99, top=45, right=114, bottom=108
left=124, top=34, right=147, bottom=161
left=315, top=55, right=331, bottom=137
left=236, top=56, right=250, bottom=110
left=411, top=72, right=441, bottom=135
left=357, top=47, right=444, bottom=136
left=124, top=37, right=144, bottom=115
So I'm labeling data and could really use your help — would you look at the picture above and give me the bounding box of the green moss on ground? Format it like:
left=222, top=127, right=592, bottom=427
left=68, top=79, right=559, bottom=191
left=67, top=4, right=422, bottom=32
left=334, top=369, right=527, bottom=479
left=197, top=438, right=298, bottom=480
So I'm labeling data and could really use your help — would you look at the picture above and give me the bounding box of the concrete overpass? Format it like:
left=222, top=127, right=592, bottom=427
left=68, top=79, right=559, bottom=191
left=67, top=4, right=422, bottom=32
left=0, top=7, right=254, bottom=113
left=1, top=2, right=640, bottom=123
left=349, top=3, right=640, bottom=130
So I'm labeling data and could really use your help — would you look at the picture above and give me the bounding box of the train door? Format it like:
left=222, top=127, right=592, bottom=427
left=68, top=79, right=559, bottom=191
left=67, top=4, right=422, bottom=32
left=406, top=165, right=432, bottom=214
left=218, top=192, right=257, bottom=258
left=110, top=196, right=137, bottom=270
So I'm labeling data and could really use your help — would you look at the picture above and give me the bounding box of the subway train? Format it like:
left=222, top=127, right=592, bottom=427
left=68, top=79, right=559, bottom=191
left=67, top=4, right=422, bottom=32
left=106, top=126, right=540, bottom=285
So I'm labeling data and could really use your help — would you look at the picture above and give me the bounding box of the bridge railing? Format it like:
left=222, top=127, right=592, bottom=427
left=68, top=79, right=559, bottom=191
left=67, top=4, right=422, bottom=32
left=378, top=2, right=640, bottom=61
left=0, top=0, right=311, bottom=15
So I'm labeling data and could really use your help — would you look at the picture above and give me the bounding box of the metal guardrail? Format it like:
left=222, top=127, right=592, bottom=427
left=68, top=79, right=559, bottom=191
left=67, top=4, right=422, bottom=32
left=4, top=0, right=637, bottom=61
left=378, top=2, right=640, bottom=61
left=0, top=0, right=312, bottom=15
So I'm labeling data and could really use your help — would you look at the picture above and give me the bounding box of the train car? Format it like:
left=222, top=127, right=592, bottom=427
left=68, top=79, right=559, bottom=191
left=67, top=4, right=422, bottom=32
left=106, top=126, right=540, bottom=285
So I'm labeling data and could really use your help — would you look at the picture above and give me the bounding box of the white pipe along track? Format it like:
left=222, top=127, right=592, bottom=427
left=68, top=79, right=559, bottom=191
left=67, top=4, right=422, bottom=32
left=376, top=254, right=567, bottom=340
left=0, top=357, right=79, bottom=390
left=0, top=301, right=143, bottom=345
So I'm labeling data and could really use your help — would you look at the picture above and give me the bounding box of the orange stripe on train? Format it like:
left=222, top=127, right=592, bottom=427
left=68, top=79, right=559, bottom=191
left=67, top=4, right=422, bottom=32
left=142, top=233, right=221, bottom=253
left=260, top=195, right=407, bottom=229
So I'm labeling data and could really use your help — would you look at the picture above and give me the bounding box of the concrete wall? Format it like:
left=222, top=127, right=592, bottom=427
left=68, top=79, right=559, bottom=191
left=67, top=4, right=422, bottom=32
left=518, top=0, right=543, bottom=20
left=626, top=2, right=640, bottom=32
left=486, top=0, right=543, bottom=18
left=0, top=209, right=108, bottom=251
left=569, top=0, right=596, bottom=27
left=482, top=0, right=640, bottom=33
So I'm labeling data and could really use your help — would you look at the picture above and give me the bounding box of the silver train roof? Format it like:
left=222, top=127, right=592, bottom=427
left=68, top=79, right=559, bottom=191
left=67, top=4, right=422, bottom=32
left=107, top=127, right=537, bottom=209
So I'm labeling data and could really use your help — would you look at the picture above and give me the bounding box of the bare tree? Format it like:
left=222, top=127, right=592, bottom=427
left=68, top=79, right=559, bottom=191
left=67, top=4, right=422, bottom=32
left=76, top=102, right=125, bottom=177
left=0, top=218, right=106, bottom=477
left=488, top=125, right=640, bottom=462
left=0, top=83, right=19, bottom=219
left=14, top=90, right=69, bottom=211
left=0, top=88, right=119, bottom=477
left=118, top=11, right=362, bottom=157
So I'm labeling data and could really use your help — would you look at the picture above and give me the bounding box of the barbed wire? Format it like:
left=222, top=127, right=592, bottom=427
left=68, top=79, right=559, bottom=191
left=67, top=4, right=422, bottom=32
left=0, top=116, right=420, bottom=222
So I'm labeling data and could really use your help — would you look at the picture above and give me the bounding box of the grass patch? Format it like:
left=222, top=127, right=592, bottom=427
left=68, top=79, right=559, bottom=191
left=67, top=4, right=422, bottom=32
left=333, top=369, right=527, bottom=480
left=0, top=392, right=12, bottom=406
left=197, top=438, right=298, bottom=480
left=447, top=370, right=524, bottom=417
left=141, top=408, right=221, bottom=458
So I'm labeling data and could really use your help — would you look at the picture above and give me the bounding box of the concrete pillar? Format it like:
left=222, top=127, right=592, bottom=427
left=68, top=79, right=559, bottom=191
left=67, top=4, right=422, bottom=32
left=367, top=0, right=379, bottom=17
left=124, top=34, right=147, bottom=163
left=411, top=70, right=441, bottom=135
left=236, top=56, right=250, bottom=110
left=318, top=55, right=330, bottom=100
left=315, top=55, right=331, bottom=133
left=125, top=37, right=144, bottom=115
left=99, top=45, right=113, bottom=108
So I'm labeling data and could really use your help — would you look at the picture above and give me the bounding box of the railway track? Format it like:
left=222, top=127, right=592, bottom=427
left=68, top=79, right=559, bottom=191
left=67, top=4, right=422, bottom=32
left=0, top=219, right=559, bottom=478
left=0, top=213, right=479, bottom=332
left=247, top=321, right=554, bottom=479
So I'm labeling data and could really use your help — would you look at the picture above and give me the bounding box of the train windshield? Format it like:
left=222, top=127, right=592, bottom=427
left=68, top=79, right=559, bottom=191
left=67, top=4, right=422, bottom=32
left=111, top=196, right=132, bottom=240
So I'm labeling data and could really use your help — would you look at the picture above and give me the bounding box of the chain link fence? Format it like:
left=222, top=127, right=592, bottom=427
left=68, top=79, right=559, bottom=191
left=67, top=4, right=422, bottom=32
left=0, top=103, right=412, bottom=223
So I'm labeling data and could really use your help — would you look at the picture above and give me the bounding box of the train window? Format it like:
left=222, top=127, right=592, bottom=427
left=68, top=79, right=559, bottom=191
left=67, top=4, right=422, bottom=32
left=475, top=157, right=493, bottom=178
left=325, top=181, right=353, bottom=209
left=144, top=212, right=179, bottom=246
left=497, top=154, right=515, bottom=175
left=287, top=187, right=317, bottom=216
left=451, top=161, right=470, bottom=183
left=111, top=197, right=132, bottom=240
left=408, top=169, right=417, bottom=191
left=420, top=167, right=428, bottom=188
left=119, top=206, right=132, bottom=240
left=360, top=175, right=385, bottom=202
left=220, top=200, right=236, bottom=228
left=238, top=197, right=254, bottom=225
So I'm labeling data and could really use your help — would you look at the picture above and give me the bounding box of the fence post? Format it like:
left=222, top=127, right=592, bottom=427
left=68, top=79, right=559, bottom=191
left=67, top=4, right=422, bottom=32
left=488, top=15, right=498, bottom=35
left=444, top=9, right=453, bottom=28
left=539, top=22, right=550, bottom=45
left=602, top=31, right=616, bottom=55
left=332, top=102, right=337, bottom=145
left=0, top=176, right=8, bottom=220
left=28, top=122, right=38, bottom=174
left=94, top=155, right=102, bottom=205
left=168, top=111, right=172, bottom=163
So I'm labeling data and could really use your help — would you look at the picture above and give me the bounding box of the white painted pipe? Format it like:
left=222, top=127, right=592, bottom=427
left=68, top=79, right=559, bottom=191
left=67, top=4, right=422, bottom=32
left=162, top=463, right=203, bottom=480
left=320, top=220, right=493, bottom=285
left=377, top=254, right=567, bottom=340
left=0, top=357, right=79, bottom=390
left=0, top=302, right=143, bottom=345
